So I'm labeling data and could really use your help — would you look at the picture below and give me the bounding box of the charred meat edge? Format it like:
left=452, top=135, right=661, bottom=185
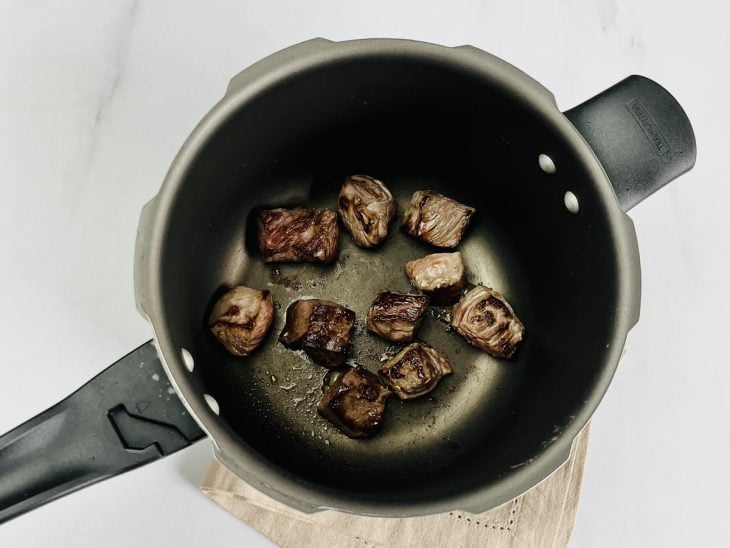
left=401, top=191, right=476, bottom=248
left=378, top=343, right=453, bottom=400
left=257, top=208, right=339, bottom=263
left=366, top=291, right=430, bottom=342
left=338, top=175, right=396, bottom=248
left=209, top=286, right=275, bottom=357
left=405, top=251, right=465, bottom=304
left=451, top=285, right=525, bottom=359
left=279, top=299, right=356, bottom=368
left=317, top=367, right=391, bottom=438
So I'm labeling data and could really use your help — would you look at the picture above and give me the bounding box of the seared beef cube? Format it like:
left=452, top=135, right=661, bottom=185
left=279, top=299, right=317, bottom=347
left=405, top=252, right=465, bottom=304
left=379, top=343, right=453, bottom=400
left=451, top=285, right=525, bottom=359
left=338, top=175, right=396, bottom=248
left=279, top=299, right=356, bottom=368
left=401, top=191, right=475, bottom=248
left=279, top=300, right=341, bottom=347
left=258, top=208, right=339, bottom=263
left=302, top=304, right=356, bottom=367
left=209, top=286, right=274, bottom=357
left=317, top=367, right=390, bottom=438
left=366, top=292, right=429, bottom=343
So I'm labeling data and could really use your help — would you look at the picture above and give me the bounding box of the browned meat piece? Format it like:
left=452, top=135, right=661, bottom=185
left=209, top=286, right=275, bottom=356
left=279, top=299, right=316, bottom=347
left=317, top=367, right=391, bottom=438
left=258, top=208, right=339, bottom=263
left=379, top=343, right=453, bottom=400
left=451, top=285, right=525, bottom=359
left=338, top=175, right=396, bottom=248
left=401, top=191, right=475, bottom=248
left=303, top=305, right=356, bottom=368
left=366, top=292, right=429, bottom=343
left=279, top=299, right=355, bottom=368
left=405, top=252, right=465, bottom=304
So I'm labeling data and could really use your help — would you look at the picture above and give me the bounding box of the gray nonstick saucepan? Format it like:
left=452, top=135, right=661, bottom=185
left=0, top=38, right=696, bottom=522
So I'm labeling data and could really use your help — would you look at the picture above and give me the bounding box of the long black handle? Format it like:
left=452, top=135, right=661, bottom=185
left=565, top=75, right=696, bottom=211
left=0, top=341, right=205, bottom=524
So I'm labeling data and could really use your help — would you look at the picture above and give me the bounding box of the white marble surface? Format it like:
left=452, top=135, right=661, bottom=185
left=1, top=1, right=728, bottom=546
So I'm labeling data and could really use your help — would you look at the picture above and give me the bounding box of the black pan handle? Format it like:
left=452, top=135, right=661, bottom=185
left=0, top=341, right=205, bottom=524
left=565, top=75, right=696, bottom=211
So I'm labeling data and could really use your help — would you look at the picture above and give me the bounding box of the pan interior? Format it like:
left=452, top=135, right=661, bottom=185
left=158, top=54, right=622, bottom=506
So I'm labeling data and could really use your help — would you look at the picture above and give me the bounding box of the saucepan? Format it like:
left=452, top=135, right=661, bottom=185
left=0, top=38, right=696, bottom=522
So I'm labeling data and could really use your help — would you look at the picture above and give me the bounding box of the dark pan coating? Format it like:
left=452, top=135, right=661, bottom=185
left=379, top=343, right=453, bottom=400
left=317, top=367, right=391, bottom=438
left=451, top=285, right=525, bottom=359
left=171, top=69, right=634, bottom=514
left=401, top=191, right=475, bottom=248
left=405, top=252, right=465, bottom=304
left=366, top=292, right=430, bottom=343
left=279, top=299, right=355, bottom=368
left=338, top=175, right=396, bottom=248
left=208, top=287, right=274, bottom=357
left=258, top=208, right=339, bottom=263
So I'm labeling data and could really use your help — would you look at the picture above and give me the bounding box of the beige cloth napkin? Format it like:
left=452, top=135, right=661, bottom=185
left=201, top=423, right=590, bottom=548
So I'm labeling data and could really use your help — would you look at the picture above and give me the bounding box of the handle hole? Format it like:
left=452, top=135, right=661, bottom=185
left=203, top=394, right=220, bottom=415
left=538, top=153, right=556, bottom=174
left=181, top=348, right=195, bottom=372
left=564, top=191, right=580, bottom=214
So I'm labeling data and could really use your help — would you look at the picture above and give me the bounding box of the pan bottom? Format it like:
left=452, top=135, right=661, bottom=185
left=196, top=172, right=532, bottom=493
